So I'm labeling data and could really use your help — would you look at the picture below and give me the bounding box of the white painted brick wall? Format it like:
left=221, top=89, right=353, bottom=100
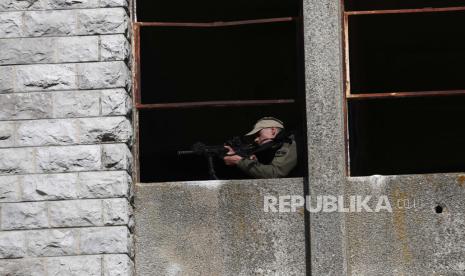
left=0, top=0, right=128, bottom=11
left=0, top=117, right=132, bottom=147
left=0, top=8, right=128, bottom=38
left=0, top=171, right=131, bottom=202
left=0, top=0, right=134, bottom=274
left=0, top=35, right=129, bottom=66
left=0, top=89, right=131, bottom=120
left=0, top=226, right=132, bottom=257
left=0, top=254, right=134, bottom=276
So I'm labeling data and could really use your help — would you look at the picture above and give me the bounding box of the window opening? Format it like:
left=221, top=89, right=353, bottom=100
left=343, top=0, right=465, bottom=176
left=134, top=1, right=307, bottom=182
left=139, top=21, right=298, bottom=104
left=348, top=96, right=465, bottom=176
left=348, top=11, right=465, bottom=94
left=139, top=106, right=306, bottom=182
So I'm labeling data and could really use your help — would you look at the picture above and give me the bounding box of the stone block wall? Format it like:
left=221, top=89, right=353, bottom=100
left=0, top=1, right=134, bottom=275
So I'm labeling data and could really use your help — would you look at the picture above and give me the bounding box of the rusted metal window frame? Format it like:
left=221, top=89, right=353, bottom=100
left=341, top=2, right=465, bottom=176
left=133, top=18, right=298, bottom=109
left=342, top=5, right=465, bottom=100
left=132, top=16, right=302, bottom=182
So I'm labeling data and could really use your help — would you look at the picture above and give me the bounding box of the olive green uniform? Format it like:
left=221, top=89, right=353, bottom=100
left=236, top=138, right=297, bottom=178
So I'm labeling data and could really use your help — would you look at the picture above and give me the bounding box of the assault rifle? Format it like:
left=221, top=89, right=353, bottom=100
left=177, top=137, right=256, bottom=180
left=178, top=132, right=293, bottom=180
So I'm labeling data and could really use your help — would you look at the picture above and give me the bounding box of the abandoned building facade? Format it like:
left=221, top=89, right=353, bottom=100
left=1, top=0, right=465, bottom=275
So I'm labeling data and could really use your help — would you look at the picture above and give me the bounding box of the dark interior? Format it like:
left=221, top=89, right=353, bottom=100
left=139, top=106, right=306, bottom=182
left=138, top=1, right=306, bottom=182
left=349, top=96, right=465, bottom=176
left=345, top=0, right=465, bottom=11
left=140, top=22, right=298, bottom=104
left=348, top=10, right=465, bottom=93
left=136, top=0, right=300, bottom=22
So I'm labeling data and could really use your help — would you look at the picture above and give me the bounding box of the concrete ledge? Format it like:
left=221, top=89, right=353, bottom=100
left=135, top=178, right=306, bottom=276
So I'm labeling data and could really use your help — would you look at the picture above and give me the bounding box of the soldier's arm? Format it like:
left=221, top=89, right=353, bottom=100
left=236, top=142, right=297, bottom=178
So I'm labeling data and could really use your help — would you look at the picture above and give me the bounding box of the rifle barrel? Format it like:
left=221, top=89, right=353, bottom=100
left=177, top=150, right=195, bottom=155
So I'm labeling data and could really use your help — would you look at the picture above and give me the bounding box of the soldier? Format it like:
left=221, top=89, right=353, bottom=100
left=223, top=117, right=297, bottom=178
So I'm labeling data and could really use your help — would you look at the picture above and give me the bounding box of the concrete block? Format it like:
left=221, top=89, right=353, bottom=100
left=17, top=119, right=79, bottom=146
left=0, top=0, right=44, bottom=11
left=80, top=226, right=130, bottom=254
left=0, top=94, right=16, bottom=120
left=101, top=89, right=132, bottom=116
left=0, top=259, right=46, bottom=276
left=0, top=148, right=35, bottom=175
left=0, top=12, right=23, bottom=38
left=28, top=229, right=77, bottom=257
left=21, top=173, right=79, bottom=201
left=48, top=199, right=102, bottom=227
left=1, top=202, right=49, bottom=230
left=101, top=34, right=130, bottom=61
left=79, top=117, right=132, bottom=144
left=77, top=61, right=130, bottom=90
left=52, top=90, right=100, bottom=118
left=0, top=231, right=26, bottom=258
left=0, top=121, right=16, bottom=148
left=0, top=0, right=126, bottom=10
left=100, top=0, right=128, bottom=8
left=101, top=144, right=132, bottom=171
left=135, top=178, right=306, bottom=275
left=13, top=92, right=53, bottom=119
left=0, top=66, right=14, bottom=93
left=0, top=37, right=55, bottom=65
left=24, top=10, right=77, bottom=37
left=78, top=171, right=131, bottom=199
left=77, top=8, right=128, bottom=35
left=16, top=64, right=77, bottom=92
left=47, top=0, right=98, bottom=9
left=0, top=176, right=18, bottom=202
left=47, top=255, right=101, bottom=276
left=56, top=36, right=99, bottom=63
left=103, top=198, right=130, bottom=226
left=36, top=145, right=101, bottom=173
left=103, top=254, right=134, bottom=276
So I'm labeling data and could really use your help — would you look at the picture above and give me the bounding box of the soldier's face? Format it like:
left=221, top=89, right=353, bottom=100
left=254, top=128, right=278, bottom=145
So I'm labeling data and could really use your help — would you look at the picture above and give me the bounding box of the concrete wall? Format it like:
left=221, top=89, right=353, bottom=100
left=0, top=1, right=134, bottom=275
left=135, top=179, right=306, bottom=276
left=347, top=174, right=465, bottom=275
left=303, top=0, right=465, bottom=275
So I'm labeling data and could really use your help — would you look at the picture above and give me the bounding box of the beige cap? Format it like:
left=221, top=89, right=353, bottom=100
left=245, top=117, right=284, bottom=136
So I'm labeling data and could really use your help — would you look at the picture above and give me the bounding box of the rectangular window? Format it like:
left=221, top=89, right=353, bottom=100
left=134, top=1, right=307, bottom=182
left=343, top=1, right=465, bottom=176
left=139, top=22, right=298, bottom=104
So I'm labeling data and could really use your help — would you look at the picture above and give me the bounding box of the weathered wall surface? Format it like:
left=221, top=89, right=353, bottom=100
left=303, top=0, right=348, bottom=274
left=303, top=0, right=465, bottom=275
left=0, top=1, right=134, bottom=275
left=347, top=174, right=465, bottom=275
left=135, top=179, right=306, bottom=276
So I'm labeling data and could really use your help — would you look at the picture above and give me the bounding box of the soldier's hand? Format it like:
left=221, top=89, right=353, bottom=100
left=224, top=155, right=242, bottom=166
left=224, top=145, right=235, bottom=155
